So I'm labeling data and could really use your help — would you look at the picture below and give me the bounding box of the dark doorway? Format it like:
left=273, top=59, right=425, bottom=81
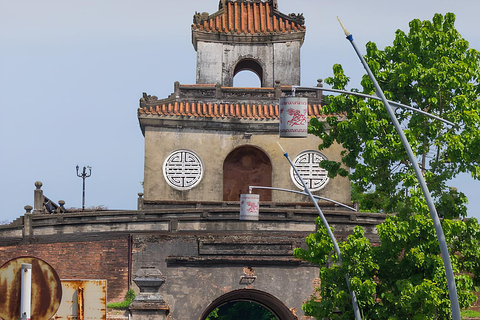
left=223, top=146, right=272, bottom=201
left=201, top=289, right=295, bottom=320
left=205, top=301, right=277, bottom=320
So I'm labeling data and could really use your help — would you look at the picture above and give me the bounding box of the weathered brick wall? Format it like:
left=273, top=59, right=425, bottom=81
left=0, top=236, right=130, bottom=302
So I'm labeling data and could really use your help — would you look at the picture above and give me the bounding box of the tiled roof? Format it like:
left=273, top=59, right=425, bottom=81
left=138, top=102, right=330, bottom=120
left=192, top=0, right=305, bottom=35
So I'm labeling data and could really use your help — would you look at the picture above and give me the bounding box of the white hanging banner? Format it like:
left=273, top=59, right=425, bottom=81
left=239, top=194, right=260, bottom=221
left=279, top=97, right=308, bottom=138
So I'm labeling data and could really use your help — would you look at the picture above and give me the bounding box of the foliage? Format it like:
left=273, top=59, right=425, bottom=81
left=299, top=13, right=480, bottom=319
left=107, top=289, right=136, bottom=309
left=205, top=302, right=277, bottom=320
left=294, top=217, right=480, bottom=319
left=310, top=12, right=480, bottom=217
left=462, top=309, right=480, bottom=318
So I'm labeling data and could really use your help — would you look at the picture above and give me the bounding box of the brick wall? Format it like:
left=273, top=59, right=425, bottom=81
left=0, top=235, right=130, bottom=302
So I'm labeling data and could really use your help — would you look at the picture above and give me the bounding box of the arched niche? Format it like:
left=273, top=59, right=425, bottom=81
left=223, top=146, right=272, bottom=201
left=200, top=289, right=296, bottom=320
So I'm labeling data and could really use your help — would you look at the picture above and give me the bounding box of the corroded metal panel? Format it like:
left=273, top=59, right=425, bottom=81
left=54, top=280, right=107, bottom=320
left=0, top=256, right=62, bottom=320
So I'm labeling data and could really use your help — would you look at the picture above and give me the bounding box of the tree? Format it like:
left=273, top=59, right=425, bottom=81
left=294, top=216, right=480, bottom=319
left=296, top=13, right=480, bottom=319
left=311, top=12, right=480, bottom=217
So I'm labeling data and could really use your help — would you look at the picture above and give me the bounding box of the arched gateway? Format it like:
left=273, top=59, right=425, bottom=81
left=201, top=289, right=295, bottom=320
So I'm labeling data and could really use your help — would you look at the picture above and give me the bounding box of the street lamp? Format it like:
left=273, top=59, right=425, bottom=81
left=76, top=165, right=92, bottom=210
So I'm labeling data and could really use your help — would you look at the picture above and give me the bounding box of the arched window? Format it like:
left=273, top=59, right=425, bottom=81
left=223, top=146, right=272, bottom=201
left=233, top=70, right=261, bottom=87
left=233, top=59, right=263, bottom=87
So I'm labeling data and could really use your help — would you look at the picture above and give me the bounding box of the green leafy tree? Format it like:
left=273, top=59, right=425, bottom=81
left=297, top=13, right=480, bottom=319
left=311, top=12, right=480, bottom=217
left=294, top=217, right=480, bottom=319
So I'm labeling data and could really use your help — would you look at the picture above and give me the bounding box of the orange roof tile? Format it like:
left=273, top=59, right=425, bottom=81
left=192, top=0, right=305, bottom=35
left=138, top=102, right=333, bottom=120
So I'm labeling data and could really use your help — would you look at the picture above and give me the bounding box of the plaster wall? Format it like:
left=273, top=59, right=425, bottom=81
left=196, top=42, right=223, bottom=85
left=143, top=126, right=351, bottom=204
left=196, top=41, right=301, bottom=87
left=273, top=41, right=301, bottom=86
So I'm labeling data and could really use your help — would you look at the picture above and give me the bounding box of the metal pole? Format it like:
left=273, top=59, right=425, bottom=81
left=82, top=174, right=86, bottom=210
left=277, top=142, right=363, bottom=320
left=20, top=263, right=32, bottom=320
left=337, top=18, right=461, bottom=320
left=76, top=165, right=92, bottom=210
left=248, top=185, right=357, bottom=211
left=293, top=86, right=455, bottom=127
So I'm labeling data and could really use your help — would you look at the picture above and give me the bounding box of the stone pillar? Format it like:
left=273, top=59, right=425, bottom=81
left=215, top=83, right=222, bottom=99
left=274, top=80, right=282, bottom=99
left=23, top=205, right=33, bottom=239
left=137, top=193, right=144, bottom=210
left=33, top=181, right=44, bottom=214
left=129, top=267, right=169, bottom=320
left=316, top=79, right=323, bottom=100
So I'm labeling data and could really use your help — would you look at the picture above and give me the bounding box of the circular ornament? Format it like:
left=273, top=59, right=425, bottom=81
left=290, top=150, right=330, bottom=191
left=163, top=149, right=204, bottom=190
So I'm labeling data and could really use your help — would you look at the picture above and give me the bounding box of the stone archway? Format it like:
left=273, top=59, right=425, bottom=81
left=233, top=59, right=264, bottom=87
left=223, top=146, right=272, bottom=201
left=200, top=289, right=296, bottom=320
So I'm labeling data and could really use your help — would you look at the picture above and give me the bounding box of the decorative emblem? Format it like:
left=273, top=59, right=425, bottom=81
left=246, top=201, right=259, bottom=214
left=286, top=108, right=308, bottom=126
left=163, top=150, right=204, bottom=190
left=290, top=150, right=330, bottom=191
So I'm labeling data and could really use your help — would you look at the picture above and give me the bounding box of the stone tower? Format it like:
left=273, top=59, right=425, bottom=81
left=192, top=0, right=306, bottom=87
left=138, top=0, right=351, bottom=207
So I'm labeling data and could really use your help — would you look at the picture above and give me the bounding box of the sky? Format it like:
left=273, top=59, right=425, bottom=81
left=1, top=0, right=479, bottom=223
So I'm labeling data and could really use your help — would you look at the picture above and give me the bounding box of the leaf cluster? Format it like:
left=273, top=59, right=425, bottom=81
left=107, top=289, right=136, bottom=309
left=311, top=13, right=480, bottom=217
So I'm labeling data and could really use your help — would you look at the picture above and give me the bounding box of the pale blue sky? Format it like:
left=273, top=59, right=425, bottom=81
left=1, top=0, right=479, bottom=223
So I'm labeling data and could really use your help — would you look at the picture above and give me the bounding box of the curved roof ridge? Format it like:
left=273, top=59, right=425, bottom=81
left=192, top=0, right=305, bottom=35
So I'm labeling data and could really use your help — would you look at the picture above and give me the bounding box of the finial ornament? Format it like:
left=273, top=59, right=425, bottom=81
left=337, top=16, right=351, bottom=37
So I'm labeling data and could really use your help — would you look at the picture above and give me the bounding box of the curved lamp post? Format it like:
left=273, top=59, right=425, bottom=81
left=248, top=185, right=357, bottom=212
left=276, top=142, right=363, bottom=320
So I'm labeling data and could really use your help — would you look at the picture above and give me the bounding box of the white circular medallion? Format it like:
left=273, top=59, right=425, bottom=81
left=290, top=150, right=329, bottom=191
left=163, top=150, right=204, bottom=190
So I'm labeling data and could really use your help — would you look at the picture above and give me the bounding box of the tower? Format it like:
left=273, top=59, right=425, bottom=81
left=192, top=0, right=306, bottom=87
left=138, top=0, right=351, bottom=207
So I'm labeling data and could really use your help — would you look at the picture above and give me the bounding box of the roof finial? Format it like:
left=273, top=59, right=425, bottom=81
left=219, top=0, right=226, bottom=10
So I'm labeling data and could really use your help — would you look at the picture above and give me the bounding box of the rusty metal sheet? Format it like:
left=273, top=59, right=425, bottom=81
left=0, top=256, right=62, bottom=320
left=54, top=280, right=107, bottom=320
